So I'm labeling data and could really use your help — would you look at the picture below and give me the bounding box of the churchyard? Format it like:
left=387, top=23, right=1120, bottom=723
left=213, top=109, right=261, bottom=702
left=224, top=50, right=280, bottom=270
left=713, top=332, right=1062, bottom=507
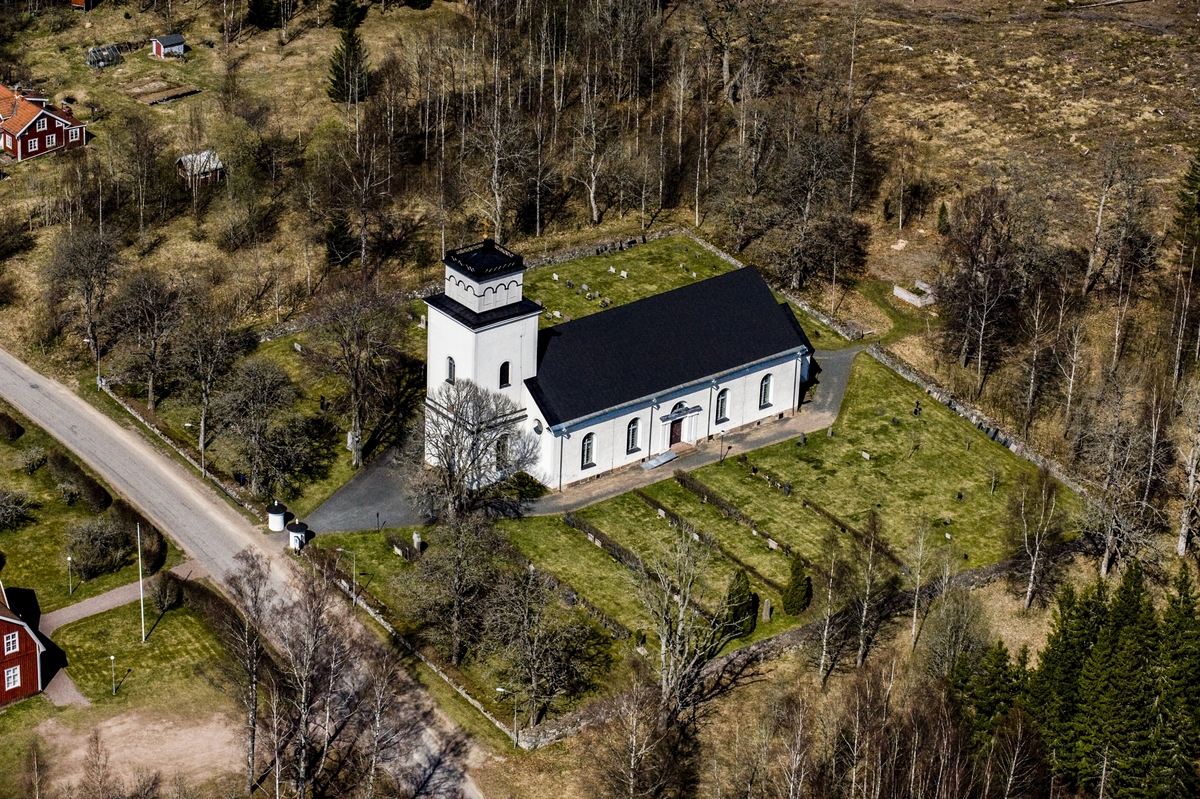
left=309, top=348, right=1078, bottom=735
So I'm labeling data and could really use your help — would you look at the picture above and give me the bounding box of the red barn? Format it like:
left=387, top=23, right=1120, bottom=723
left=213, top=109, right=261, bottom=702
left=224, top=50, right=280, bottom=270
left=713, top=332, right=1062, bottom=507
left=0, top=580, right=44, bottom=707
left=0, top=85, right=87, bottom=163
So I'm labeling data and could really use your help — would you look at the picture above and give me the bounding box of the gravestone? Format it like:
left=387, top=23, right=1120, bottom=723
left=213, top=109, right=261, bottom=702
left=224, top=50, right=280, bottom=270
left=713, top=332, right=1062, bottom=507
left=761, top=598, right=772, bottom=623
left=799, top=432, right=806, bottom=445
left=582, top=284, right=589, bottom=292
left=608, top=266, right=616, bottom=273
left=691, top=272, right=697, bottom=278
left=552, top=273, right=558, bottom=280
left=657, top=508, right=666, bottom=519
left=553, top=310, right=562, bottom=318
left=767, top=538, right=778, bottom=550
left=566, top=279, right=574, bottom=288
left=294, top=342, right=303, bottom=354
left=412, top=531, right=422, bottom=553
left=594, top=538, right=603, bottom=548
left=827, top=427, right=834, bottom=438
left=418, top=315, right=427, bottom=329
left=620, top=270, right=628, bottom=278
left=862, top=451, right=870, bottom=460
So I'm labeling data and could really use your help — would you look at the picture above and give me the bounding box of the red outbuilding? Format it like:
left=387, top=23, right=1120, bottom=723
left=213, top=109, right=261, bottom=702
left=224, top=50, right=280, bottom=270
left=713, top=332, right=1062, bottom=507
left=0, top=579, right=44, bottom=707
left=0, top=85, right=87, bottom=163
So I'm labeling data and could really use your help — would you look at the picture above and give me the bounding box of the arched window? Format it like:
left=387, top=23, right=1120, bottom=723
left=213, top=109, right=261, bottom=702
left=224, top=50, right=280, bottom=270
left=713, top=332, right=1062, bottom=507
left=671, top=401, right=688, bottom=414
left=715, top=389, right=729, bottom=423
left=626, top=418, right=641, bottom=453
left=499, top=361, right=511, bottom=388
left=446, top=357, right=456, bottom=384
left=496, top=435, right=509, bottom=468
left=581, top=433, right=595, bottom=468
left=759, top=374, right=773, bottom=408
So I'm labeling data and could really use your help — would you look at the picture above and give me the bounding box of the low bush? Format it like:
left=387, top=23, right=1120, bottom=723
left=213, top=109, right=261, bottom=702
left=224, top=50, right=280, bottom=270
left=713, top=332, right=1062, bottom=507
left=149, top=571, right=182, bottom=612
left=57, top=483, right=80, bottom=505
left=109, top=499, right=166, bottom=574
left=48, top=449, right=111, bottom=512
left=17, top=446, right=45, bottom=475
left=0, top=489, right=31, bottom=531
left=0, top=412, right=24, bottom=443
left=66, top=518, right=132, bottom=580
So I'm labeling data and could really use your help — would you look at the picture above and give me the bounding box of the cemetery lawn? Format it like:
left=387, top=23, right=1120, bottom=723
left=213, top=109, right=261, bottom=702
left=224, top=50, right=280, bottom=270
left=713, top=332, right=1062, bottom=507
left=518, top=234, right=848, bottom=346
left=694, top=354, right=1081, bottom=568
left=55, top=601, right=234, bottom=707
left=0, top=401, right=185, bottom=613
left=308, top=528, right=418, bottom=610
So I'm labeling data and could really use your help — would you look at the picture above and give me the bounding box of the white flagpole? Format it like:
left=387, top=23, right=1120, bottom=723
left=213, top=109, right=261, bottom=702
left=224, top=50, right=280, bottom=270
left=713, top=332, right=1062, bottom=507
left=137, top=523, right=146, bottom=643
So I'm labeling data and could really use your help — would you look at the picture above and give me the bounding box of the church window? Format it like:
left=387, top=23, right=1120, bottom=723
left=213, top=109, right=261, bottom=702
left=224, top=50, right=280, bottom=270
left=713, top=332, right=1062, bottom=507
left=496, top=435, right=509, bottom=468
left=499, top=361, right=510, bottom=388
left=626, top=418, right=640, bottom=453
left=759, top=374, right=773, bottom=408
left=581, top=433, right=595, bottom=469
left=446, top=357, right=456, bottom=384
left=715, top=389, right=729, bottom=423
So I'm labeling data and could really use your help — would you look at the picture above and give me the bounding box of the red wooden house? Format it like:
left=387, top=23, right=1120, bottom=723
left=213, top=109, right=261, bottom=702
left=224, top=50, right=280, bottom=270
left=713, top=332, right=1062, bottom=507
left=0, top=85, right=87, bottom=163
left=0, top=579, right=44, bottom=707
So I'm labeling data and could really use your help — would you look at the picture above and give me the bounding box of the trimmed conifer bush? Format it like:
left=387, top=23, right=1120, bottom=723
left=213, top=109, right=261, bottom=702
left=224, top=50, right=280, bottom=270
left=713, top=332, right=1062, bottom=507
left=782, top=556, right=813, bottom=616
left=724, top=569, right=757, bottom=639
left=0, top=412, right=24, bottom=443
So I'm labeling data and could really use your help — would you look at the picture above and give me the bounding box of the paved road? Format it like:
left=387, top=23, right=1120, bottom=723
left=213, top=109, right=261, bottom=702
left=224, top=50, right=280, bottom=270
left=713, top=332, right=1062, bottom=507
left=0, top=348, right=483, bottom=798
left=306, top=447, right=426, bottom=533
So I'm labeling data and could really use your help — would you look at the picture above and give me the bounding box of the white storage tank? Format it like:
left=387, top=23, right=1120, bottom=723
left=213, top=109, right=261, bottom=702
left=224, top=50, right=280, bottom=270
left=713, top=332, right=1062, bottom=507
left=267, top=501, right=287, bottom=532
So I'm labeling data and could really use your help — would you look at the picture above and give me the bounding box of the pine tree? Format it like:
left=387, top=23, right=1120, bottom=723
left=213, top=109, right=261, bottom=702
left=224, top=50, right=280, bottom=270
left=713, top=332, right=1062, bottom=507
left=329, top=0, right=361, bottom=30
left=958, top=640, right=1017, bottom=749
left=724, top=569, right=756, bottom=639
left=1150, top=567, right=1200, bottom=798
left=937, top=200, right=950, bottom=235
left=1161, top=566, right=1200, bottom=731
left=327, top=27, right=369, bottom=105
left=246, top=0, right=278, bottom=30
left=781, top=556, right=812, bottom=615
left=1173, top=146, right=1200, bottom=257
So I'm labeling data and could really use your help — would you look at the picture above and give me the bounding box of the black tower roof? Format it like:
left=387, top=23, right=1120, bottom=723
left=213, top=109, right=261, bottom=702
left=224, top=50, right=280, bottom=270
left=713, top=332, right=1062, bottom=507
left=444, top=239, right=525, bottom=280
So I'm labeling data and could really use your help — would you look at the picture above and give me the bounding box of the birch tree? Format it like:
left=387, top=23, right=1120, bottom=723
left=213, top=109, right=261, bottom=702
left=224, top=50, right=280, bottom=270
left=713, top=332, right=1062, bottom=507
left=1008, top=469, right=1064, bottom=610
left=1177, top=376, right=1200, bottom=556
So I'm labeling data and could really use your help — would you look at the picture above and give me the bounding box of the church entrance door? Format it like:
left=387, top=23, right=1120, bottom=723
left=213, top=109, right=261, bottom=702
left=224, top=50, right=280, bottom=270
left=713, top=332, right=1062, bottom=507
left=670, top=419, right=683, bottom=446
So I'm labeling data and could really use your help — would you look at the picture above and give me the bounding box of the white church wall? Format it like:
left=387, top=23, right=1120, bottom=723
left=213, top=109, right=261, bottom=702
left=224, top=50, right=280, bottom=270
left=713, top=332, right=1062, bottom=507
left=444, top=271, right=526, bottom=313
left=425, top=306, right=478, bottom=396
left=472, top=314, right=539, bottom=406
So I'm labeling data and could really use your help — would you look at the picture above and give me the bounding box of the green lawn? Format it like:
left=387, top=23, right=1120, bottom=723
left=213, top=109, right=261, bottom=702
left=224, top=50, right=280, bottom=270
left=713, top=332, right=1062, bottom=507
left=857, top=279, right=932, bottom=345
left=639, top=479, right=793, bottom=587
left=308, top=528, right=418, bottom=610
left=0, top=402, right=185, bottom=613
left=55, top=601, right=232, bottom=706
left=695, top=354, right=1078, bottom=568
left=500, top=516, right=652, bottom=636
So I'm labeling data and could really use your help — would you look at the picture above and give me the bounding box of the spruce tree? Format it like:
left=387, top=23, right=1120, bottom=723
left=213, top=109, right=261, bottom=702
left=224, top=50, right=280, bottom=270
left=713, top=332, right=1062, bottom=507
left=330, top=0, right=361, bottom=30
left=936, top=201, right=950, bottom=235
left=781, top=556, right=812, bottom=615
left=246, top=0, right=278, bottom=30
left=1173, top=146, right=1200, bottom=257
left=724, top=569, right=757, bottom=639
left=327, top=27, right=369, bottom=105
left=1152, top=567, right=1200, bottom=797
left=958, top=640, right=1017, bottom=749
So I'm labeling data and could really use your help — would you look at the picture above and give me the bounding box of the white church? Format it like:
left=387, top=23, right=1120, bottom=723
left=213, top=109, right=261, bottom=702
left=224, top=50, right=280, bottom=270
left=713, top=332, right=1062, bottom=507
left=425, top=239, right=814, bottom=491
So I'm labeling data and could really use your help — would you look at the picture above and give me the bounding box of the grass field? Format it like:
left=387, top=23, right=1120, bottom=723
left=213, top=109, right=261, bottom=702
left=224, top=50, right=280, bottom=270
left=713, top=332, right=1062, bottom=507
left=0, top=402, right=185, bottom=613
left=696, top=354, right=1079, bottom=567
left=56, top=600, right=231, bottom=706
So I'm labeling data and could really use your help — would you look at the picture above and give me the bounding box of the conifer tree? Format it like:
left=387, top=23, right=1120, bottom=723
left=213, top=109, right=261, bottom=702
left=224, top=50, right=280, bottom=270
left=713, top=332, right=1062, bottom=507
left=246, top=0, right=278, bottom=30
left=329, top=0, right=360, bottom=30
left=956, top=640, right=1017, bottom=748
left=327, top=27, right=369, bottom=105
left=1161, top=566, right=1200, bottom=732
left=937, top=200, right=950, bottom=235
left=1173, top=146, right=1200, bottom=257
left=724, top=569, right=757, bottom=639
left=781, top=556, right=812, bottom=615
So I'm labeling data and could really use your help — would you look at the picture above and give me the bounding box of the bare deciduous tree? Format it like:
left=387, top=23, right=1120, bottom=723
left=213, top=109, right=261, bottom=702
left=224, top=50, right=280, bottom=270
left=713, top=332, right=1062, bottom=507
left=113, top=269, right=185, bottom=411
left=1008, top=468, right=1064, bottom=610
left=46, top=225, right=119, bottom=380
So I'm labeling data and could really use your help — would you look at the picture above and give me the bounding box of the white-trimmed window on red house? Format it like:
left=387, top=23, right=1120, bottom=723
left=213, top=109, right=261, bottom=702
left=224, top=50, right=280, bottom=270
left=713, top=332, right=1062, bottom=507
left=3, top=632, right=16, bottom=655
left=69, top=128, right=79, bottom=142
left=4, top=665, right=19, bottom=691
left=28, top=138, right=37, bottom=152
left=46, top=134, right=55, bottom=148
left=35, top=118, right=45, bottom=132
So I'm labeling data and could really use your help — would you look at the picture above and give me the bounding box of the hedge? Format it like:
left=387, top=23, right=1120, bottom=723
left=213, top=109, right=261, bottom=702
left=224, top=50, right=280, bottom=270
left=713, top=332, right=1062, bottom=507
left=48, top=449, right=111, bottom=513
left=109, top=499, right=167, bottom=574
left=0, top=412, right=23, bottom=443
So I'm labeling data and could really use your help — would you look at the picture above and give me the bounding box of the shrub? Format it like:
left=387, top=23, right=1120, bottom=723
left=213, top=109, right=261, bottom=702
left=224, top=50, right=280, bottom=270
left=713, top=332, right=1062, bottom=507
left=17, top=446, right=45, bottom=475
left=724, top=569, right=757, bottom=639
left=66, top=518, right=132, bottom=580
left=48, top=450, right=111, bottom=512
left=782, top=556, right=813, bottom=616
left=0, top=489, right=31, bottom=531
left=149, top=571, right=182, bottom=613
left=57, top=483, right=80, bottom=506
left=109, top=500, right=167, bottom=574
left=0, top=412, right=23, bottom=443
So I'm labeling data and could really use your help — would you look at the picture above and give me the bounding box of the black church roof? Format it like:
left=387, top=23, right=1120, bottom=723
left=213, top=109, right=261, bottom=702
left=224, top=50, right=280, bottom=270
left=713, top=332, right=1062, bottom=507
left=444, top=239, right=525, bottom=280
left=525, top=267, right=811, bottom=427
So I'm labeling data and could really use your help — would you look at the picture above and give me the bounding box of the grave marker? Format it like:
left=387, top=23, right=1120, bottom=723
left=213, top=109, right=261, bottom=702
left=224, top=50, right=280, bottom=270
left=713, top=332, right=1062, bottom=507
left=620, top=270, right=628, bottom=278
left=761, top=598, right=772, bottom=623
left=552, top=273, right=559, bottom=280
left=862, top=451, right=870, bottom=460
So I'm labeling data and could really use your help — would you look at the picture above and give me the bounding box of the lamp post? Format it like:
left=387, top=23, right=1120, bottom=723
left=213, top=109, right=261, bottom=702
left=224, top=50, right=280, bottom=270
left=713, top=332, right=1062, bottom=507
left=137, top=523, right=146, bottom=643
left=67, top=555, right=73, bottom=596
left=496, top=687, right=518, bottom=749
left=110, top=655, right=116, bottom=696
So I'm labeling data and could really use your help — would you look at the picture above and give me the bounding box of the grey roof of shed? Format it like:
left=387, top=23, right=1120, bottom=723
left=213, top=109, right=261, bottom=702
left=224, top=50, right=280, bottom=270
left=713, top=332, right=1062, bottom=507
left=525, top=267, right=811, bottom=428
left=153, top=34, right=185, bottom=47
